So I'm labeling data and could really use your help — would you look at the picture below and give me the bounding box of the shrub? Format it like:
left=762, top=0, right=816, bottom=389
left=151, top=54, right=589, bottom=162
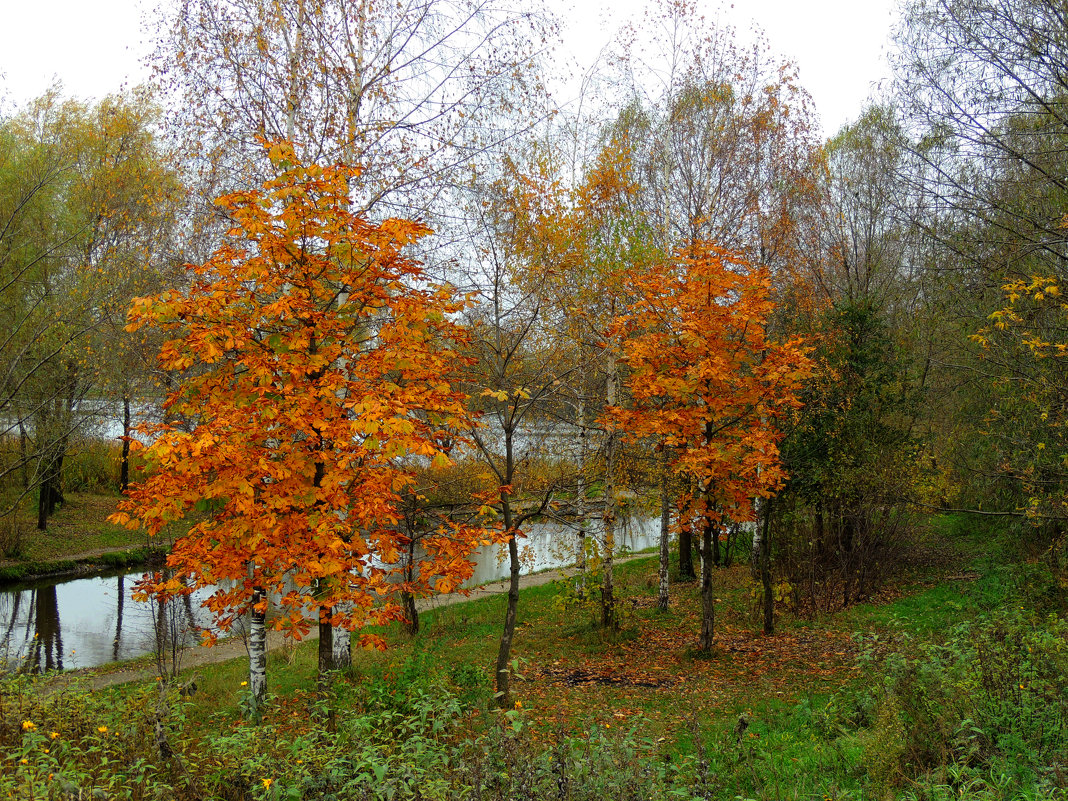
left=851, top=610, right=1068, bottom=793
left=63, top=438, right=123, bottom=494
left=0, top=665, right=721, bottom=801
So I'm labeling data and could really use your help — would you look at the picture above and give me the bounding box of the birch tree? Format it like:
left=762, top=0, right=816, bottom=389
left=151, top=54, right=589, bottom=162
left=154, top=0, right=556, bottom=211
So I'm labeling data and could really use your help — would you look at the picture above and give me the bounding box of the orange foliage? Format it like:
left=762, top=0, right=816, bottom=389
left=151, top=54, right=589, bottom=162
left=610, top=241, right=812, bottom=527
left=110, top=143, right=491, bottom=643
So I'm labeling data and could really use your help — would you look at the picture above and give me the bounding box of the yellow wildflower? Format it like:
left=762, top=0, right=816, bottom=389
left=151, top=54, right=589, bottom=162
left=21, top=721, right=35, bottom=731
left=262, top=778, right=273, bottom=790
left=241, top=681, right=249, bottom=687
left=97, top=726, right=108, bottom=734
left=49, top=732, right=59, bottom=740
left=19, top=759, right=27, bottom=765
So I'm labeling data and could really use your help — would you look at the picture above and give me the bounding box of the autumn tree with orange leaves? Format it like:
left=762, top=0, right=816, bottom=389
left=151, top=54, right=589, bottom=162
left=111, top=143, right=489, bottom=706
left=610, top=242, right=811, bottom=650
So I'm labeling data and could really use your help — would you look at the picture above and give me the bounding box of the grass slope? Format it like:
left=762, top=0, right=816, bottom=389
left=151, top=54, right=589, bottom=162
left=3, top=515, right=1065, bottom=800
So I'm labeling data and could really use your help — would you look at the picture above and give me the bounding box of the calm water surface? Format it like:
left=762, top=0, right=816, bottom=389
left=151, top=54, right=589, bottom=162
left=0, top=517, right=659, bottom=672
left=0, top=570, right=216, bottom=672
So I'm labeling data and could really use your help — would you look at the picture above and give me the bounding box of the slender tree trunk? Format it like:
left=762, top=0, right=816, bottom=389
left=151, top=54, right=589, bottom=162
left=249, top=584, right=267, bottom=708
left=18, top=420, right=29, bottom=489
left=657, top=446, right=670, bottom=611
left=679, top=525, right=696, bottom=579
left=120, top=393, right=131, bottom=492
left=575, top=393, right=588, bottom=598
left=401, top=539, right=419, bottom=634
left=699, top=523, right=715, bottom=651
left=52, top=375, right=74, bottom=512
left=601, top=505, right=616, bottom=629
left=495, top=525, right=520, bottom=707
left=317, top=604, right=333, bottom=694
left=36, top=473, right=51, bottom=531
left=761, top=498, right=774, bottom=635
left=283, top=0, right=306, bottom=142
left=311, top=457, right=335, bottom=687
left=601, top=341, right=619, bottom=629
left=495, top=424, right=520, bottom=708
left=712, top=522, right=721, bottom=566
left=402, top=590, right=419, bottom=635
left=815, top=500, right=825, bottom=552
left=155, top=593, right=170, bottom=679
left=722, top=523, right=734, bottom=568
left=50, top=454, right=63, bottom=511
left=751, top=500, right=764, bottom=580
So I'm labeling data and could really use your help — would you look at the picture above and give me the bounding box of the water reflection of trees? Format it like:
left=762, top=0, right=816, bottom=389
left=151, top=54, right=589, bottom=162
left=150, top=586, right=201, bottom=680
left=113, top=574, right=124, bottom=662
left=28, top=585, right=63, bottom=671
left=0, top=585, right=65, bottom=672
left=0, top=571, right=209, bottom=674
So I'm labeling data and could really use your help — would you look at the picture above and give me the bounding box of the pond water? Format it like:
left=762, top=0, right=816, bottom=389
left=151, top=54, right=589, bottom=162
left=0, top=516, right=660, bottom=673
left=0, top=570, right=217, bottom=673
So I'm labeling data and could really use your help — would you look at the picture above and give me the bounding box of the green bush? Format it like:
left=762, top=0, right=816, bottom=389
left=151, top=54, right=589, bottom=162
left=64, top=438, right=123, bottom=494
left=0, top=665, right=723, bottom=801
left=850, top=610, right=1068, bottom=794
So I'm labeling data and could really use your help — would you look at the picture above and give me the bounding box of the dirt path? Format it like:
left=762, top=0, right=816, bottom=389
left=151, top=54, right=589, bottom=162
left=59, top=555, right=653, bottom=692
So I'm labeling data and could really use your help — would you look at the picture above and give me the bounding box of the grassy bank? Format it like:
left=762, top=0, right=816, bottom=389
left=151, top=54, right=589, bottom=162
left=0, top=492, right=177, bottom=584
left=2, top=515, right=1066, bottom=799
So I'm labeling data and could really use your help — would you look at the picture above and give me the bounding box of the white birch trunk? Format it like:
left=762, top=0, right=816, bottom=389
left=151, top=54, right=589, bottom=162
left=249, top=583, right=267, bottom=707
left=332, top=612, right=352, bottom=670
left=658, top=446, right=670, bottom=610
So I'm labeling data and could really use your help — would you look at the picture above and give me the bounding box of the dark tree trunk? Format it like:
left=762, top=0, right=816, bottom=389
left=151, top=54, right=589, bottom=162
left=36, top=474, right=51, bottom=531
left=49, top=452, right=64, bottom=511
left=495, top=531, right=520, bottom=707
left=699, top=524, right=715, bottom=651
left=37, top=444, right=65, bottom=530
left=18, top=420, right=29, bottom=489
left=402, top=539, right=419, bottom=634
left=761, top=499, right=774, bottom=635
left=120, top=393, right=131, bottom=492
left=679, top=525, right=696, bottom=579
left=402, top=590, right=419, bottom=635
left=657, top=448, right=670, bottom=611
left=318, top=605, right=333, bottom=692
left=723, top=523, right=736, bottom=568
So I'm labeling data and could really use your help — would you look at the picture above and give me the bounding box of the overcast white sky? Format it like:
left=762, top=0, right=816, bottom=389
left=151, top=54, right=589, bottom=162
left=0, top=0, right=898, bottom=138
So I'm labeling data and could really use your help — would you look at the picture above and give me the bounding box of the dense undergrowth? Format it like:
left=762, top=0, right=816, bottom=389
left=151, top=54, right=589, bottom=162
left=1, top=516, right=1066, bottom=800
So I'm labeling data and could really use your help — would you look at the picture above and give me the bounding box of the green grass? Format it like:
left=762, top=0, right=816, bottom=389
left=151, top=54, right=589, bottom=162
left=2, top=493, right=155, bottom=562
left=7, top=513, right=1066, bottom=800
left=0, top=492, right=183, bottom=584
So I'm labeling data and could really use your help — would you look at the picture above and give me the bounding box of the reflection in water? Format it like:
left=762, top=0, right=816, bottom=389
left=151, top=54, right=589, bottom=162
left=0, top=570, right=217, bottom=673
left=26, top=585, right=63, bottom=672
left=461, top=516, right=660, bottom=587
left=0, top=517, right=660, bottom=672
left=113, top=575, right=124, bottom=662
